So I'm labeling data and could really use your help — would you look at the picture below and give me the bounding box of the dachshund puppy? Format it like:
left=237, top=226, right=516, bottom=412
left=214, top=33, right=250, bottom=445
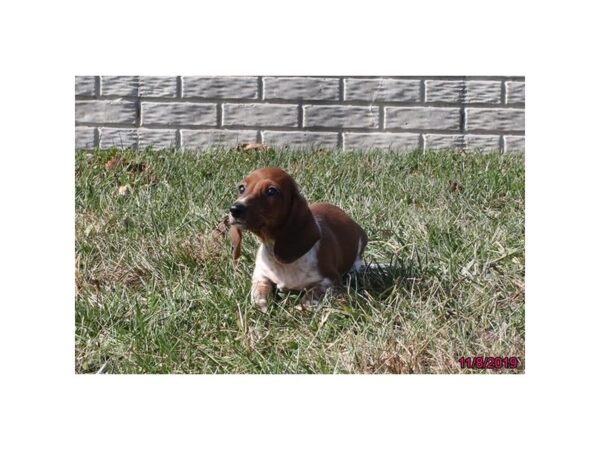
left=229, top=167, right=367, bottom=311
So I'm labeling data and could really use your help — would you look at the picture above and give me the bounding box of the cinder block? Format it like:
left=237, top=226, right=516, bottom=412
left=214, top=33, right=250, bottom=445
left=75, top=126, right=96, bottom=149
left=506, top=81, right=525, bottom=104
left=304, top=105, right=378, bottom=128
left=344, top=78, right=421, bottom=102
left=425, top=134, right=501, bottom=151
left=180, top=130, right=258, bottom=149
left=223, top=103, right=297, bottom=127
left=99, top=128, right=138, bottom=149
left=139, top=129, right=178, bottom=149
left=141, top=102, right=216, bottom=126
left=343, top=132, right=419, bottom=150
left=75, top=76, right=96, bottom=96
left=140, top=77, right=178, bottom=97
left=503, top=135, right=525, bottom=152
left=183, top=77, right=258, bottom=99
left=465, top=108, right=524, bottom=132
left=385, top=107, right=460, bottom=130
left=75, top=100, right=137, bottom=125
left=263, top=131, right=339, bottom=148
left=264, top=77, right=339, bottom=100
left=425, top=80, right=502, bottom=103
left=101, top=76, right=139, bottom=96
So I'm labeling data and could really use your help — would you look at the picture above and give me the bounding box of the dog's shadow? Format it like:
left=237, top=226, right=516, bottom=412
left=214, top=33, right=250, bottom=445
left=341, top=256, right=423, bottom=300
left=269, top=256, right=424, bottom=309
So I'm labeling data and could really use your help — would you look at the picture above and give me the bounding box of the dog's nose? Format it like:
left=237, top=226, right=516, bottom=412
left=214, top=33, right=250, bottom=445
left=229, top=202, right=247, bottom=218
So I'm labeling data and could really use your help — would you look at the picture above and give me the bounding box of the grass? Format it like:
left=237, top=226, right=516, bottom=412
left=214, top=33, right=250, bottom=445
left=75, top=147, right=524, bottom=374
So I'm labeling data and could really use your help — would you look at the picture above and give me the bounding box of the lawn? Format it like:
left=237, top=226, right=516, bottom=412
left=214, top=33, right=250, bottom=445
left=75, top=147, right=525, bottom=374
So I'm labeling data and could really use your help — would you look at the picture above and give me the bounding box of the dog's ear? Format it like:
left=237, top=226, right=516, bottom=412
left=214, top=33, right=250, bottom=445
left=273, top=190, right=320, bottom=264
left=229, top=225, right=243, bottom=262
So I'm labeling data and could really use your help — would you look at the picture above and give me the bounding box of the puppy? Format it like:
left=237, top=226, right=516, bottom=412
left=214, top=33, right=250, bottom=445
left=229, top=167, right=367, bottom=311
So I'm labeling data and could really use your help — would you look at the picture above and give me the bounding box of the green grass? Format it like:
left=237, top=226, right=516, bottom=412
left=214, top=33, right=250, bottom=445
left=75, top=147, right=524, bottom=374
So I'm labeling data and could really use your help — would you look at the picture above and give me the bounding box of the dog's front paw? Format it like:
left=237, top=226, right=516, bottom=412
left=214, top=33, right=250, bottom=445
left=251, top=279, right=273, bottom=313
left=252, top=297, right=268, bottom=313
left=298, top=296, right=321, bottom=311
left=298, top=283, right=329, bottom=310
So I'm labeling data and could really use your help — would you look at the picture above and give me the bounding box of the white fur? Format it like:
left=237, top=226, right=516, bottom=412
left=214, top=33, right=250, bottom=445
left=351, top=237, right=364, bottom=272
left=252, top=240, right=323, bottom=290
left=250, top=220, right=365, bottom=312
left=252, top=222, right=365, bottom=290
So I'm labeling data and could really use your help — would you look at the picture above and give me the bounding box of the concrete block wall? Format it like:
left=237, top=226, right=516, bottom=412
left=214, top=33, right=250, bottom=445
left=75, top=76, right=525, bottom=152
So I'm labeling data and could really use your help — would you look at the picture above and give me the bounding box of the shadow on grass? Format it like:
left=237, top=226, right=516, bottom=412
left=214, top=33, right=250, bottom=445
left=342, top=253, right=428, bottom=302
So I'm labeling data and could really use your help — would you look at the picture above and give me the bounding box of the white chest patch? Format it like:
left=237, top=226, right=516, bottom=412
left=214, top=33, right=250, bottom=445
left=252, top=241, right=323, bottom=290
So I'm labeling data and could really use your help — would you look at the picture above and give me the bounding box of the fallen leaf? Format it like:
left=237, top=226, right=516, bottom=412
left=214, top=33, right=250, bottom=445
left=211, top=215, right=230, bottom=239
left=126, top=162, right=147, bottom=173
left=236, top=142, right=270, bottom=151
left=105, top=156, right=125, bottom=170
left=449, top=180, right=463, bottom=193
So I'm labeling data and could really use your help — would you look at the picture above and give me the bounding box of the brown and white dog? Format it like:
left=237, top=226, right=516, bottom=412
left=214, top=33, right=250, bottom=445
left=228, top=167, right=367, bottom=311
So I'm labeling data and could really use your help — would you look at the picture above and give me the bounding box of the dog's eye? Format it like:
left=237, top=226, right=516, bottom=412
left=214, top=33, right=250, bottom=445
left=266, top=186, right=279, bottom=196
left=238, top=185, right=245, bottom=194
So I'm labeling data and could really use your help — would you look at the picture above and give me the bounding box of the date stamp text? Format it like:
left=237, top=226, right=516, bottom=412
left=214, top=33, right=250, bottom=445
left=458, top=356, right=520, bottom=370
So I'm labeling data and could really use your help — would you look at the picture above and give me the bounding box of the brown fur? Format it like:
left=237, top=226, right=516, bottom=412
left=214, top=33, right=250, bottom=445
left=311, top=203, right=368, bottom=281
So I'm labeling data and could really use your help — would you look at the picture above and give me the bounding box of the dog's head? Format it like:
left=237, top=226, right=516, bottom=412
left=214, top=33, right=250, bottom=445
left=228, top=167, right=320, bottom=264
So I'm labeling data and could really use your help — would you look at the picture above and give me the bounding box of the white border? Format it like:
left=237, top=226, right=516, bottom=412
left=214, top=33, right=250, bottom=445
left=2, top=1, right=599, bottom=448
